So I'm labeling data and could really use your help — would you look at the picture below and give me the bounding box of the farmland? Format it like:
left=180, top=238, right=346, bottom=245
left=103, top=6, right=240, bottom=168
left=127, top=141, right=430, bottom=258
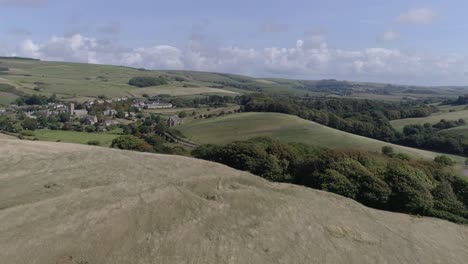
left=31, top=129, right=121, bottom=147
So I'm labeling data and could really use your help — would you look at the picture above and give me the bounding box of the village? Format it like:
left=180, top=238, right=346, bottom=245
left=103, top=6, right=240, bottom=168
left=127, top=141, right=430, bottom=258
left=0, top=96, right=181, bottom=133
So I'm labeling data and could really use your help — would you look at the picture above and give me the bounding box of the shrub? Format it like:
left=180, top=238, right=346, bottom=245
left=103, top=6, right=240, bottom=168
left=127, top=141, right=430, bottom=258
left=20, top=130, right=35, bottom=137
left=381, top=146, right=394, bottom=156
left=394, top=153, right=411, bottom=161
left=128, top=76, right=168, bottom=87
left=434, top=155, right=456, bottom=166
left=111, top=135, right=153, bottom=152
left=87, top=140, right=101, bottom=146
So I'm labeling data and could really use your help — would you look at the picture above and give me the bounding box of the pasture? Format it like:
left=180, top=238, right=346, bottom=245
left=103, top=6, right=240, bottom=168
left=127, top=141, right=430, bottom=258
left=32, top=129, right=121, bottom=147
left=177, top=112, right=465, bottom=163
left=390, top=109, right=468, bottom=131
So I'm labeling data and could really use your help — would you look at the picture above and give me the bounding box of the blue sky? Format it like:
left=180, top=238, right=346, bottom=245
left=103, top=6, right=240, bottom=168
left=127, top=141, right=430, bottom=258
left=1, top=0, right=468, bottom=85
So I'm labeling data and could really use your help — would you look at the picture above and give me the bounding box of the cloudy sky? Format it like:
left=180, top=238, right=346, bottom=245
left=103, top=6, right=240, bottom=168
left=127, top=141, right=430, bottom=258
left=1, top=0, right=468, bottom=85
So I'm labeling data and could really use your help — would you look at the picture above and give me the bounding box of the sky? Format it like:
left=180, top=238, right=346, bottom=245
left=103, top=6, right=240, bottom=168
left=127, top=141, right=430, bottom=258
left=1, top=0, right=468, bottom=85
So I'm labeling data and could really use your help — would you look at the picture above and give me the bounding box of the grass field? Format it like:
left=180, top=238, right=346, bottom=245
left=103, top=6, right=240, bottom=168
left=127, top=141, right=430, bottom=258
left=0, top=59, right=244, bottom=105
left=3, top=58, right=467, bottom=107
left=2, top=138, right=468, bottom=263
left=0, top=92, right=18, bottom=105
left=178, top=112, right=465, bottom=163
left=32, top=129, right=121, bottom=146
left=441, top=124, right=468, bottom=137
left=390, top=109, right=468, bottom=131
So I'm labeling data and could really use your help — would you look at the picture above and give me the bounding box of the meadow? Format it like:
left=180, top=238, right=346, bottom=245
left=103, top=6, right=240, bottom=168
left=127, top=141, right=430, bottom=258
left=0, top=59, right=243, bottom=105
left=390, top=108, right=468, bottom=131
left=31, top=129, right=121, bottom=146
left=177, top=112, right=465, bottom=163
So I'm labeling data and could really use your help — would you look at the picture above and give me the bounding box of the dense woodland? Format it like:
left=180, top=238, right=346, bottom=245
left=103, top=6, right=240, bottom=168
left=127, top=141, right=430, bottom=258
left=193, top=137, right=468, bottom=224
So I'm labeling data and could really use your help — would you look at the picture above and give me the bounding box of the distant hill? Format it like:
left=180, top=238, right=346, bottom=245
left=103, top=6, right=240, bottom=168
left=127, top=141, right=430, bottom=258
left=1, top=57, right=467, bottom=105
left=1, top=138, right=467, bottom=264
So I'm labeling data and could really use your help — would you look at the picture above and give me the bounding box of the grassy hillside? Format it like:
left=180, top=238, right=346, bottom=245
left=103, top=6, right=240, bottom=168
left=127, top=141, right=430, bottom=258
left=2, top=57, right=468, bottom=106
left=178, top=112, right=465, bottom=163
left=391, top=109, right=468, bottom=131
left=1, top=138, right=468, bottom=264
left=0, top=59, right=242, bottom=105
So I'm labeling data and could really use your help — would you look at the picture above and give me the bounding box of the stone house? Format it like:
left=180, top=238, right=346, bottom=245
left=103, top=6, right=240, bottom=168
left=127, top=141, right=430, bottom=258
left=83, top=115, right=98, bottom=125
left=167, top=115, right=181, bottom=127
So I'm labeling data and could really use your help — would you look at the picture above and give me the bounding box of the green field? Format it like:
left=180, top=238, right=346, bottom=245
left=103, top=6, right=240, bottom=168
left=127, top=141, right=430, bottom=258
left=2, top=58, right=467, bottom=106
left=0, top=59, right=245, bottom=105
left=32, top=129, right=121, bottom=147
left=178, top=112, right=465, bottom=163
left=390, top=109, right=468, bottom=131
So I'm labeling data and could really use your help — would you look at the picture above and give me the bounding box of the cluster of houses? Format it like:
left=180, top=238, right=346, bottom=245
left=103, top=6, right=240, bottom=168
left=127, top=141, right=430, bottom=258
left=131, top=99, right=173, bottom=110
left=1, top=96, right=183, bottom=129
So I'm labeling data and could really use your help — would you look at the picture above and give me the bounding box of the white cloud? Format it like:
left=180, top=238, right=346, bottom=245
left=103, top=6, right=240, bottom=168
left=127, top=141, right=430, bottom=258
left=378, top=30, right=399, bottom=42
left=8, top=33, right=468, bottom=85
left=396, top=8, right=436, bottom=25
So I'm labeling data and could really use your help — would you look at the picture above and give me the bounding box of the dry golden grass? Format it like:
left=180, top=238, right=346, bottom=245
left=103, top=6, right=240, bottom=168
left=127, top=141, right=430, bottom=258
left=1, top=138, right=468, bottom=264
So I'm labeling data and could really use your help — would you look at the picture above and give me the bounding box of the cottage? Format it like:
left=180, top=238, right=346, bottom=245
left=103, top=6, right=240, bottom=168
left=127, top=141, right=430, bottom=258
left=83, top=115, right=98, bottom=125
left=74, top=109, right=89, bottom=117
left=25, top=112, right=37, bottom=119
left=167, top=115, right=181, bottom=127
left=103, top=109, right=117, bottom=116
left=147, top=103, right=173, bottom=109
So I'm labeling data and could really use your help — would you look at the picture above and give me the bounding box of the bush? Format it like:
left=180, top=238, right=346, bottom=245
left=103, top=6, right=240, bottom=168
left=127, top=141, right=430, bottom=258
left=434, top=155, right=456, bottom=166
left=111, top=135, right=153, bottom=152
left=87, top=140, right=101, bottom=146
left=394, top=153, right=411, bottom=161
left=20, top=130, right=35, bottom=137
left=128, top=76, right=168, bottom=87
left=22, top=118, right=38, bottom=131
left=381, top=146, right=394, bottom=156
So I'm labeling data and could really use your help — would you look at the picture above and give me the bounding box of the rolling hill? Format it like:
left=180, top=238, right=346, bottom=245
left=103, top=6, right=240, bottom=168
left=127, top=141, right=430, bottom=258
left=178, top=112, right=465, bottom=163
left=1, top=138, right=468, bottom=264
left=391, top=109, right=468, bottom=131
left=1, top=57, right=468, bottom=106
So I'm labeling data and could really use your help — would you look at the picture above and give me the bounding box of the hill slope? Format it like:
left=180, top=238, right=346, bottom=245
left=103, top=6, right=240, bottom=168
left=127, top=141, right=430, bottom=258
left=2, top=57, right=468, bottom=105
left=391, top=109, right=468, bottom=131
left=1, top=138, right=468, bottom=264
left=178, top=112, right=464, bottom=162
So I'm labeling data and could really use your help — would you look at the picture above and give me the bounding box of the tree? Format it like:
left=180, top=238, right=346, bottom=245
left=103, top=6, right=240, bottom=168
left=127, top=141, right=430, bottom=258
left=22, top=118, right=38, bottom=130
left=384, top=165, right=434, bottom=214
left=128, top=76, right=168, bottom=87
left=381, top=146, right=394, bottom=156
left=178, top=111, right=187, bottom=118
left=111, top=135, right=153, bottom=152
